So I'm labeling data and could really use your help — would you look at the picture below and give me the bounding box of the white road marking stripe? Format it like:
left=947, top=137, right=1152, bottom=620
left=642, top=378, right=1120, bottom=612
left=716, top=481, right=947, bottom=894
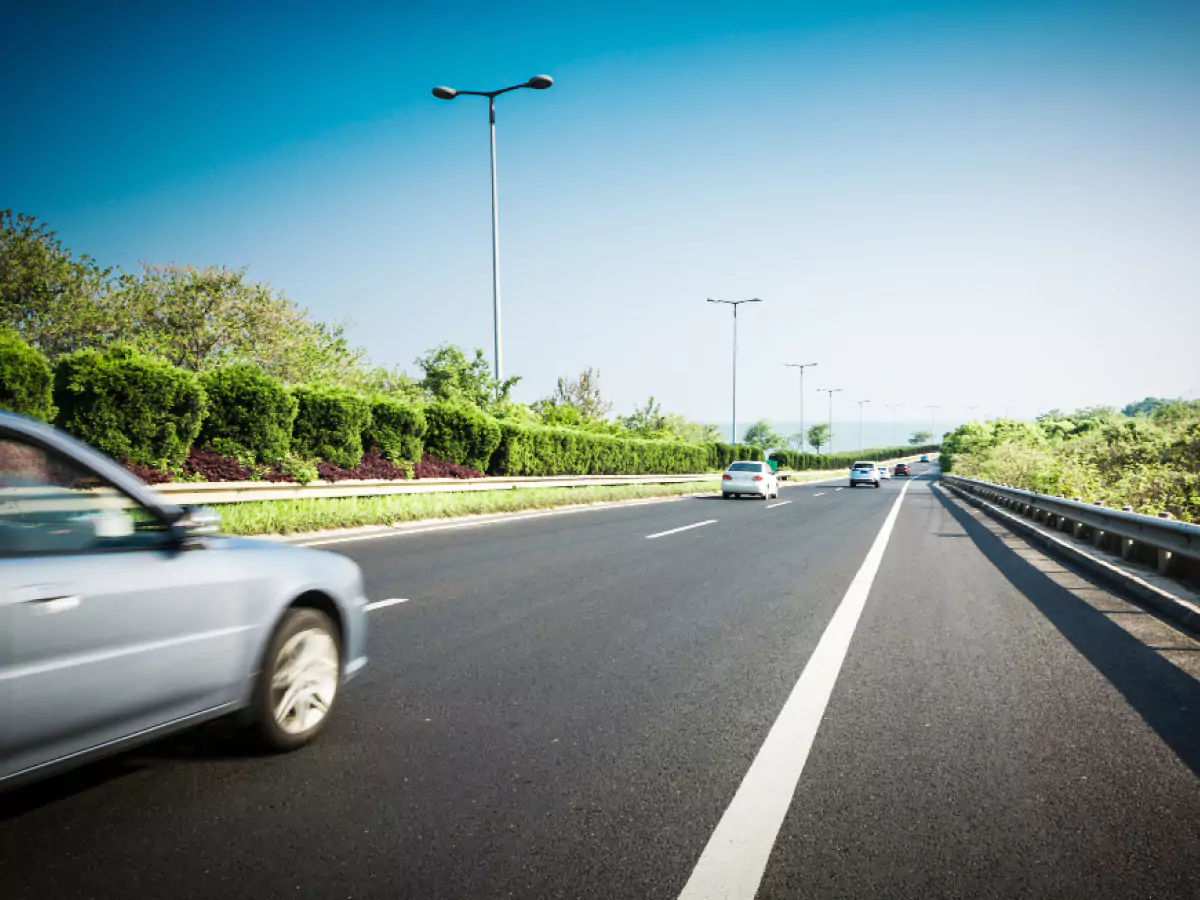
left=765, top=501, right=792, bottom=509
left=646, top=519, right=717, bottom=540
left=812, top=492, right=826, bottom=497
left=834, top=487, right=844, bottom=491
left=676, top=478, right=913, bottom=900
left=365, top=598, right=410, bottom=611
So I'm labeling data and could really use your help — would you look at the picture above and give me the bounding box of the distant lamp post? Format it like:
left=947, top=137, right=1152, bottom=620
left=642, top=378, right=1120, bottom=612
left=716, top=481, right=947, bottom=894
left=926, top=404, right=941, bottom=442
left=784, top=363, right=818, bottom=451
left=857, top=399, right=871, bottom=451
left=885, top=403, right=902, bottom=446
left=431, top=74, right=554, bottom=388
left=708, top=298, right=763, bottom=445
left=817, top=388, right=843, bottom=453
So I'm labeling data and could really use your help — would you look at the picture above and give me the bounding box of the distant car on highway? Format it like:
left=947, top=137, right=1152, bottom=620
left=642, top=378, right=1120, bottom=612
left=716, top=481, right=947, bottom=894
left=894, top=462, right=911, bottom=477
left=722, top=460, right=780, bottom=499
left=878, top=464, right=892, bottom=480
left=0, top=411, right=369, bottom=789
left=920, top=454, right=929, bottom=462
left=848, top=461, right=883, bottom=488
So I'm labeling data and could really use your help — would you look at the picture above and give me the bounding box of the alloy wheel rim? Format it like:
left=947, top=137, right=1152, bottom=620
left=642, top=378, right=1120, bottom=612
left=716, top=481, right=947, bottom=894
left=272, top=628, right=339, bottom=734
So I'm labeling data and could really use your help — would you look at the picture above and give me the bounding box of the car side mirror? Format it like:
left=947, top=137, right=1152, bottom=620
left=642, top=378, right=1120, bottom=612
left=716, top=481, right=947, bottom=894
left=170, top=505, right=222, bottom=546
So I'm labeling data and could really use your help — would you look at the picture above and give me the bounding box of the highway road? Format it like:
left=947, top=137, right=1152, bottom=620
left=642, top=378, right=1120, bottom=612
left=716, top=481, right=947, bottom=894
left=3, top=466, right=1200, bottom=899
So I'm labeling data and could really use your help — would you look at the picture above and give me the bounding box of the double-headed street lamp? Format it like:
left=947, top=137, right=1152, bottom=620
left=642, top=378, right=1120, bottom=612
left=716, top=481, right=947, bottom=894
left=857, top=399, right=871, bottom=451
left=817, top=387, right=842, bottom=453
left=784, top=363, right=818, bottom=451
left=432, top=74, right=554, bottom=387
left=708, top=298, right=763, bottom=445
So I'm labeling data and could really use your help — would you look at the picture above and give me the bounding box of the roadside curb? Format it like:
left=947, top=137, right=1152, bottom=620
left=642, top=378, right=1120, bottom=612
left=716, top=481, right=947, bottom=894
left=937, top=479, right=1200, bottom=636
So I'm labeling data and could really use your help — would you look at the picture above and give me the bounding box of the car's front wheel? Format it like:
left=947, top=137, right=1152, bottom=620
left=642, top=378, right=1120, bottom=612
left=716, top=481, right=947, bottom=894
left=252, top=607, right=341, bottom=752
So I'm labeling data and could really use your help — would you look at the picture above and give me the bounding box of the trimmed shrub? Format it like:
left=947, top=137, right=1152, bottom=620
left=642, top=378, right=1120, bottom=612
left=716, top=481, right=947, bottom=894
left=0, top=329, right=55, bottom=421
left=768, top=444, right=940, bottom=471
left=197, top=363, right=297, bottom=463
left=364, top=396, right=427, bottom=461
left=291, top=385, right=372, bottom=469
left=489, top=422, right=710, bottom=476
left=424, top=401, right=502, bottom=471
left=54, top=345, right=206, bottom=468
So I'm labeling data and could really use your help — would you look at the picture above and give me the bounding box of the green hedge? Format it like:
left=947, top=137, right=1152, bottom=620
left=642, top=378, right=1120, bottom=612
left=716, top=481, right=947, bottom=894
left=291, top=385, right=372, bottom=469
left=53, top=345, right=207, bottom=467
left=0, top=329, right=55, bottom=421
left=490, top=422, right=712, bottom=475
left=197, top=363, right=297, bottom=462
left=424, top=401, right=502, bottom=471
left=768, top=444, right=940, bottom=471
left=705, top=442, right=764, bottom=470
left=364, top=396, right=427, bottom=461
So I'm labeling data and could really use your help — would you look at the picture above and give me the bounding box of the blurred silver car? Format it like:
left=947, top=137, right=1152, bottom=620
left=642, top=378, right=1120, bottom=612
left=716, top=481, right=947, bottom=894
left=848, top=461, right=882, bottom=488
left=0, top=411, right=369, bottom=788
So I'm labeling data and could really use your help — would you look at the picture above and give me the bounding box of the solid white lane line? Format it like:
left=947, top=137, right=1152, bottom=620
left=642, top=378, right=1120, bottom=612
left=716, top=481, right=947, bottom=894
left=812, top=492, right=826, bottom=497
left=365, top=598, right=410, bottom=612
left=766, top=501, right=792, bottom=509
left=834, top=487, right=844, bottom=491
left=646, top=520, right=717, bottom=540
left=676, top=478, right=913, bottom=900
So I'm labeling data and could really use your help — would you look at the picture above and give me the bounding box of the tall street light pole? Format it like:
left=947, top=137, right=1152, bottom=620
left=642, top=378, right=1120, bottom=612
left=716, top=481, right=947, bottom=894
left=885, top=403, right=902, bottom=445
left=926, top=405, right=941, bottom=442
left=817, top=388, right=842, bottom=453
left=432, top=74, right=554, bottom=389
left=708, top=298, right=763, bottom=445
left=784, top=362, right=818, bottom=451
left=857, top=399, right=871, bottom=452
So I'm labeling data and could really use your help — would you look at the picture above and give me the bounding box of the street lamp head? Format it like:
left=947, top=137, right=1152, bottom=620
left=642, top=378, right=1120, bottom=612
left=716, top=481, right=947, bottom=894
left=432, top=86, right=459, bottom=100
left=747, top=297, right=763, bottom=303
left=527, top=74, right=554, bottom=89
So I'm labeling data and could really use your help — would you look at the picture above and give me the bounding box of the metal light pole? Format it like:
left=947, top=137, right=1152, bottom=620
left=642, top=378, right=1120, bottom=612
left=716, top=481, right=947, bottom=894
left=708, top=298, right=763, bottom=444
left=926, top=405, right=941, bottom=442
left=885, top=403, right=902, bottom=446
left=432, top=74, right=554, bottom=389
left=817, top=388, right=842, bottom=453
left=857, top=399, right=871, bottom=451
left=784, top=362, right=818, bottom=451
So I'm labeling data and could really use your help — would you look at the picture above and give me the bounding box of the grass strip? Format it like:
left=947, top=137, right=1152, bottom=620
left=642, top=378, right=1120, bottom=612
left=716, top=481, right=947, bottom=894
left=216, top=479, right=724, bottom=535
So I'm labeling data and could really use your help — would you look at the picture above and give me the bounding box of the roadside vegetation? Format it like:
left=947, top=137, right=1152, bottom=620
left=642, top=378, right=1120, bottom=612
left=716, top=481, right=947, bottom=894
left=1, top=210, right=938, bottom=484
left=940, top=399, right=1200, bottom=523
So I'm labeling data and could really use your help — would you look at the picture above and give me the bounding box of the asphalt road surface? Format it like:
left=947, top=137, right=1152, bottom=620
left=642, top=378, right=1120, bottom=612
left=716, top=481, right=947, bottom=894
left=4, top=466, right=1200, bottom=899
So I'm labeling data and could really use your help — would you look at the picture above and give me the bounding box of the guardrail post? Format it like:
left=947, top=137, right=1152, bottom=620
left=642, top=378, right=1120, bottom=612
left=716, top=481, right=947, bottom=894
left=1121, top=538, right=1137, bottom=561
left=1158, top=549, right=1173, bottom=575
left=1092, top=529, right=1106, bottom=550
left=1072, top=521, right=1086, bottom=538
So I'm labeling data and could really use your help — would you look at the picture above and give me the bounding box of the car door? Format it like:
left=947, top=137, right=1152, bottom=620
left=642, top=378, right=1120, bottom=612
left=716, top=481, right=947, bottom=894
left=0, top=435, right=253, bottom=781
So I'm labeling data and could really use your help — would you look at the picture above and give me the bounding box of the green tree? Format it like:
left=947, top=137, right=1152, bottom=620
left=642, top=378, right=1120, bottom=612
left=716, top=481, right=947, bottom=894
left=807, top=423, right=830, bottom=453
left=109, top=263, right=365, bottom=383
left=909, top=429, right=933, bottom=445
left=537, top=366, right=612, bottom=420
left=619, top=396, right=667, bottom=436
left=1122, top=397, right=1170, bottom=417
left=416, top=344, right=518, bottom=410
left=660, top=414, right=721, bottom=443
left=0, top=210, right=118, bottom=357
left=742, top=419, right=784, bottom=450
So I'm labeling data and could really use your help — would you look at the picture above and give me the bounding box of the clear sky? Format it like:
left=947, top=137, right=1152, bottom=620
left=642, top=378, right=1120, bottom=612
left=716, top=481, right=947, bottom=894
left=3, top=0, right=1198, bottom=438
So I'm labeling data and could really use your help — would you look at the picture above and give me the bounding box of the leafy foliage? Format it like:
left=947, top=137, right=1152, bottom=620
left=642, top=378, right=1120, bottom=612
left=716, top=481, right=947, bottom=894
left=363, top=396, right=427, bottom=461
left=489, top=421, right=711, bottom=476
left=807, top=423, right=831, bottom=453
left=909, top=429, right=933, bottom=445
left=291, top=384, right=372, bottom=469
left=742, top=419, right=784, bottom=450
left=416, top=344, right=518, bottom=411
left=537, top=367, right=612, bottom=421
left=0, top=328, right=55, bottom=420
left=769, top=444, right=938, bottom=471
left=0, top=210, right=117, bottom=358
left=197, top=363, right=297, bottom=463
left=423, top=400, right=503, bottom=471
left=53, top=345, right=207, bottom=468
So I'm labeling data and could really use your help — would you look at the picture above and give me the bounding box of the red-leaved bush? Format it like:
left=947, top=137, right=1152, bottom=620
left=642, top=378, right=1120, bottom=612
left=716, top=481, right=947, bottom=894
left=414, top=453, right=482, bottom=479
left=183, top=446, right=255, bottom=482
left=121, top=462, right=175, bottom=485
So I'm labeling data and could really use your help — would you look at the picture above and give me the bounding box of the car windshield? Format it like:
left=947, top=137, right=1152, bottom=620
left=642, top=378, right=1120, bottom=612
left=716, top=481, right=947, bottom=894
left=728, top=462, right=762, bottom=472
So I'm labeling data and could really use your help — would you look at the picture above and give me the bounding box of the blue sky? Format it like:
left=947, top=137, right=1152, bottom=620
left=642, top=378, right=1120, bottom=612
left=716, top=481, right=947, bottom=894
left=3, top=0, right=1198, bottom=443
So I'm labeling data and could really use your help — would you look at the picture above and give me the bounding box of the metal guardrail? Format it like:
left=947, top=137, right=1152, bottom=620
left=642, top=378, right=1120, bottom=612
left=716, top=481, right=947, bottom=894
left=942, top=474, right=1200, bottom=574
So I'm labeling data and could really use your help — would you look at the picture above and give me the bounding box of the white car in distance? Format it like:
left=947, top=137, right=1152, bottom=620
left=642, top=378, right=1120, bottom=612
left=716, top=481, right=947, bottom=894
left=848, top=461, right=883, bottom=488
left=721, top=461, right=780, bottom=500
left=877, top=463, right=892, bottom=480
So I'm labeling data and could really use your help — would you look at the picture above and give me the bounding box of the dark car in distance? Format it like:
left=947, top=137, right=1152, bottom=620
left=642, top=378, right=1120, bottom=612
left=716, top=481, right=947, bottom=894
left=894, top=462, right=911, bottom=477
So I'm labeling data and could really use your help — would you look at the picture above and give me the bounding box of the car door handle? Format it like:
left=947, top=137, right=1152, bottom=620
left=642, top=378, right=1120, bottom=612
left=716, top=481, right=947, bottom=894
left=13, top=585, right=82, bottom=612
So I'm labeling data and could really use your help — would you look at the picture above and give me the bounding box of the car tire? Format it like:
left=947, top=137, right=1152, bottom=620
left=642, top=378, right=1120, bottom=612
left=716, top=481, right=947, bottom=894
left=250, top=607, right=341, bottom=753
